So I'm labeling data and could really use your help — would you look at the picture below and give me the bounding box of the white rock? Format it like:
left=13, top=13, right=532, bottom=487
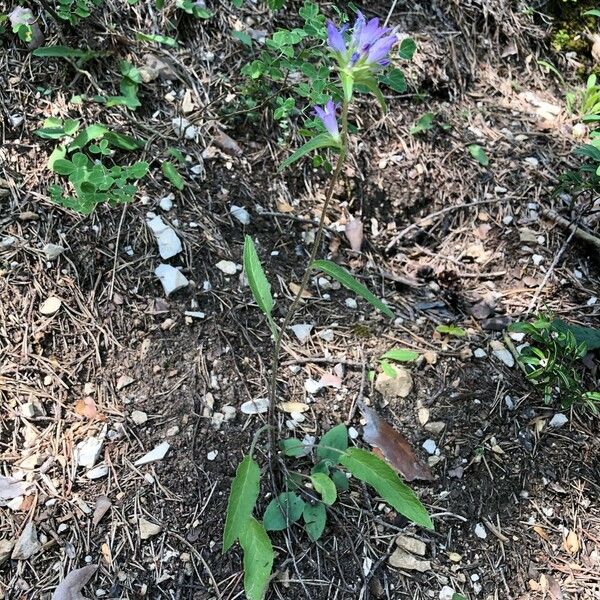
left=490, top=340, right=514, bottom=367
left=290, top=323, right=312, bottom=343
left=587, top=296, right=598, bottom=306
left=524, top=156, right=539, bottom=168
left=172, top=117, right=197, bottom=140
left=184, top=311, right=206, bottom=319
left=424, top=421, right=445, bottom=435
left=388, top=548, right=431, bottom=572
left=222, top=405, right=236, bottom=421
left=230, top=205, right=251, bottom=225
left=509, top=332, right=525, bottom=342
left=146, top=215, right=182, bottom=259
left=139, top=518, right=161, bottom=540
left=439, top=586, right=457, bottom=600
left=40, top=296, right=61, bottom=315
left=159, top=195, right=174, bottom=211
left=345, top=298, right=358, bottom=309
left=116, top=374, right=134, bottom=391
left=502, top=215, right=513, bottom=225
left=532, top=254, right=544, bottom=266
left=134, top=442, right=170, bottom=466
left=9, top=114, right=24, bottom=128
left=240, top=398, right=269, bottom=414
left=318, top=329, right=334, bottom=342
left=11, top=522, right=40, bottom=560
left=417, top=407, right=430, bottom=425
left=86, top=465, right=108, bottom=480
left=505, top=395, right=515, bottom=410
left=422, top=439, right=437, bottom=455
left=375, top=369, right=413, bottom=399
left=131, top=410, right=148, bottom=425
left=549, top=413, right=568, bottom=428
left=207, top=450, right=218, bottom=461
left=0, top=236, right=17, bottom=249
left=21, top=401, right=44, bottom=419
left=155, top=264, right=189, bottom=296
left=474, top=348, right=487, bottom=358
left=75, top=430, right=105, bottom=468
left=216, top=260, right=237, bottom=275
left=348, top=426, right=359, bottom=439
left=304, top=378, right=322, bottom=394
left=474, top=523, right=487, bottom=539
left=42, top=243, right=65, bottom=261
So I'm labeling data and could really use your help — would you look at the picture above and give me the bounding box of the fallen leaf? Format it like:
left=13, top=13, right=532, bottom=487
left=75, top=397, right=99, bottom=420
left=92, top=496, right=111, bottom=526
left=359, top=402, right=434, bottom=482
left=345, top=218, right=364, bottom=252
left=289, top=282, right=312, bottom=298
left=52, top=564, right=97, bottom=600
left=533, top=525, right=550, bottom=541
left=213, top=129, right=242, bottom=156
left=563, top=530, right=580, bottom=554
left=318, top=372, right=342, bottom=389
left=278, top=402, right=309, bottom=414
left=276, top=199, right=294, bottom=213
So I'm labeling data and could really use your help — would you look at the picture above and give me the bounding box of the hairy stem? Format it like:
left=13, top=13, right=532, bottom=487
left=267, top=100, right=350, bottom=443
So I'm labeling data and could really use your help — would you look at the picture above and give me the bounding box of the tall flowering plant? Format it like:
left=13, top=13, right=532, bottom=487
left=222, top=11, right=429, bottom=600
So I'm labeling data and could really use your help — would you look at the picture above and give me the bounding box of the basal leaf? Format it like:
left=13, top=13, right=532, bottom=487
left=468, top=144, right=489, bottom=166
left=316, top=423, right=347, bottom=464
left=135, top=32, right=178, bottom=47
left=280, top=438, right=305, bottom=458
left=584, top=9, right=600, bottom=17
left=263, top=492, right=305, bottom=531
left=310, top=473, right=337, bottom=505
left=239, top=517, right=274, bottom=600
left=436, top=324, right=466, bottom=337
left=339, top=448, right=433, bottom=530
left=330, top=468, right=349, bottom=491
left=279, top=133, right=340, bottom=171
left=399, top=37, right=417, bottom=60
left=243, top=235, right=276, bottom=333
left=52, top=159, right=75, bottom=175
left=380, top=68, right=406, bottom=93
left=311, top=259, right=394, bottom=318
left=380, top=360, right=397, bottom=378
left=68, top=124, right=108, bottom=151
left=303, top=501, right=326, bottom=541
left=381, top=348, right=419, bottom=363
left=162, top=161, right=184, bottom=190
left=552, top=319, right=600, bottom=351
left=222, top=455, right=260, bottom=552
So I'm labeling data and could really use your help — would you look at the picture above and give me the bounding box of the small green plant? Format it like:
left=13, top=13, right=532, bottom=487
left=8, top=6, right=34, bottom=43
left=176, top=0, right=212, bottom=18
left=55, top=0, right=102, bottom=24
left=32, top=45, right=106, bottom=66
left=35, top=119, right=148, bottom=213
left=410, top=112, right=436, bottom=135
left=510, top=316, right=600, bottom=413
left=106, top=61, right=142, bottom=110
left=556, top=132, right=600, bottom=194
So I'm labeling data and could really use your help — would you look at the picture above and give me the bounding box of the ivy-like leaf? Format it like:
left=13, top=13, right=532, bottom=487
left=310, top=473, right=337, bottom=505
left=399, top=38, right=417, bottom=60
left=243, top=235, right=276, bottom=334
left=279, top=133, right=340, bottom=171
left=263, top=492, right=305, bottom=531
left=316, top=423, right=347, bottom=464
left=222, top=455, right=260, bottom=552
left=68, top=124, right=109, bottom=151
left=303, top=501, right=326, bottom=541
left=239, top=517, right=274, bottom=600
left=339, top=448, right=433, bottom=530
left=311, top=260, right=394, bottom=318
left=381, top=348, right=419, bottom=363
left=380, top=68, right=406, bottom=93
left=161, top=161, right=184, bottom=190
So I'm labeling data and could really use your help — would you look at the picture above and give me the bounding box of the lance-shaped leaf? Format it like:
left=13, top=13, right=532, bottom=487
left=243, top=235, right=276, bottom=334
left=340, top=448, right=433, bottom=530
left=223, top=455, right=260, bottom=552
left=239, top=517, right=274, bottom=600
left=381, top=348, right=419, bottom=363
left=279, top=133, right=341, bottom=171
left=162, top=161, right=184, bottom=190
left=312, top=260, right=394, bottom=318
left=360, top=403, right=433, bottom=482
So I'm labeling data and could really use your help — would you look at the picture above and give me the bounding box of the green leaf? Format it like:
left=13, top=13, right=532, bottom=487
left=232, top=30, right=252, bottom=47
left=33, top=45, right=86, bottom=58
left=279, top=133, right=340, bottom=171
left=380, top=360, right=397, bottom=378
left=239, top=517, right=274, bottom=600
left=267, top=0, right=285, bottom=9
left=311, top=260, right=394, bottom=318
left=161, top=161, right=184, bottom=190
left=468, top=144, right=489, bottom=166
left=316, top=424, right=347, bottom=464
left=551, top=319, right=600, bottom=351
left=52, top=159, right=75, bottom=176
left=399, top=37, right=417, bottom=60
left=68, top=124, right=109, bottom=151
left=280, top=438, right=305, bottom=458
left=381, top=348, right=419, bottom=362
left=311, top=460, right=330, bottom=476
left=222, top=455, right=260, bottom=552
left=340, top=448, right=433, bottom=530
left=104, top=131, right=145, bottom=150
left=584, top=9, right=600, bottom=17
left=310, top=473, right=337, bottom=505
left=243, top=235, right=276, bottom=334
left=330, top=468, right=349, bottom=491
left=303, top=502, right=326, bottom=541
left=380, top=68, right=406, bottom=93
left=410, top=112, right=435, bottom=135
left=48, top=145, right=67, bottom=170
left=436, top=324, right=466, bottom=337
left=362, top=77, right=388, bottom=112
left=452, top=594, right=467, bottom=600
left=135, top=32, right=178, bottom=47
left=263, top=492, right=305, bottom=531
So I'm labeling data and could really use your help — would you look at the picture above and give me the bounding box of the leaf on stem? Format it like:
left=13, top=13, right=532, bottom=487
left=312, top=260, right=394, bottom=318
left=316, top=423, right=348, bottom=464
left=263, top=492, right=305, bottom=531
left=279, top=133, right=340, bottom=171
left=310, top=473, right=337, bottom=505
left=243, top=235, right=276, bottom=334
left=222, top=455, right=260, bottom=552
left=239, top=517, right=274, bottom=600
left=303, top=501, right=327, bottom=541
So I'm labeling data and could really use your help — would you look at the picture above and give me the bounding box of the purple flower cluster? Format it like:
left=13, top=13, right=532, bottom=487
left=327, top=11, right=397, bottom=71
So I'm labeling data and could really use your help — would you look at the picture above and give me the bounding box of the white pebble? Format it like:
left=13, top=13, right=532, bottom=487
left=345, top=298, right=358, bottom=309
left=474, top=523, right=487, bottom=539
left=422, top=439, right=437, bottom=455
left=230, top=205, right=251, bottom=225
left=207, top=450, right=218, bottom=461
left=549, top=413, right=568, bottom=428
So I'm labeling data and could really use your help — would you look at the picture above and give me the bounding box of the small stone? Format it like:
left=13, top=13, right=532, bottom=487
left=304, top=378, right=322, bottom=394
left=290, top=323, right=312, bottom=343
left=423, top=351, right=438, bottom=365
left=116, top=375, right=134, bottom=391
left=131, top=411, right=148, bottom=425
left=532, top=254, right=544, bottom=266
left=549, top=413, right=568, bottom=428
left=207, top=450, right=218, bottom=461
left=139, top=518, right=161, bottom=540
left=447, top=552, right=462, bottom=563
left=134, top=442, right=170, bottom=466
left=424, top=421, right=445, bottom=435
left=75, top=432, right=105, bottom=468
left=159, top=195, right=174, bottom=211
left=11, top=523, right=40, bottom=560
left=439, top=586, right=457, bottom=600
left=417, top=407, right=430, bottom=425
left=375, top=369, right=413, bottom=399
left=172, top=117, right=197, bottom=140
left=348, top=426, right=359, bottom=439
left=21, top=401, right=44, bottom=419
left=388, top=548, right=431, bottom=572
left=395, top=535, right=426, bottom=556
left=86, top=465, right=108, bottom=480
left=502, top=215, right=513, bottom=225
left=166, top=426, right=179, bottom=437
left=474, top=523, right=487, bottom=539
left=519, top=228, right=538, bottom=243
left=216, top=260, right=237, bottom=275
left=318, top=329, right=334, bottom=342
left=240, top=398, right=269, bottom=415
left=474, top=348, right=487, bottom=358
left=524, top=156, right=539, bottom=168
left=40, top=296, right=61, bottom=315
left=42, top=243, right=65, bottom=261
left=155, top=264, right=189, bottom=295
left=184, top=311, right=206, bottom=320
left=0, top=236, right=17, bottom=249
left=345, top=298, right=358, bottom=309
left=422, top=439, right=437, bottom=455
left=146, top=215, right=182, bottom=259
left=230, top=205, right=251, bottom=225
left=9, top=114, right=24, bottom=128
left=222, top=406, right=236, bottom=421
left=490, top=340, right=515, bottom=367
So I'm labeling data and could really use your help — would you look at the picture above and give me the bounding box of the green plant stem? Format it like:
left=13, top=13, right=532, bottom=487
left=267, top=100, right=350, bottom=443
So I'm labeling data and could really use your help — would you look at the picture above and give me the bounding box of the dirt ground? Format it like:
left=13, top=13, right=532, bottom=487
left=1, top=1, right=599, bottom=599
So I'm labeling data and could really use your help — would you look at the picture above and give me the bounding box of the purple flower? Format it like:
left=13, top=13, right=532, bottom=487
left=313, top=100, right=340, bottom=139
left=327, top=21, right=347, bottom=54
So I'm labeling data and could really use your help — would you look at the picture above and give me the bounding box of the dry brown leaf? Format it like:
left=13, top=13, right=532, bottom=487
left=533, top=525, right=550, bottom=541
left=278, top=402, right=309, bottom=414
left=541, top=574, right=563, bottom=600
left=359, top=403, right=434, bottom=482
left=75, top=397, right=99, bottom=420
left=563, top=530, right=580, bottom=555
left=345, top=218, right=364, bottom=252
left=276, top=199, right=294, bottom=213
left=52, top=564, right=97, bottom=600
left=213, top=129, right=242, bottom=156
left=288, top=282, right=312, bottom=298
left=92, top=496, right=111, bottom=527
